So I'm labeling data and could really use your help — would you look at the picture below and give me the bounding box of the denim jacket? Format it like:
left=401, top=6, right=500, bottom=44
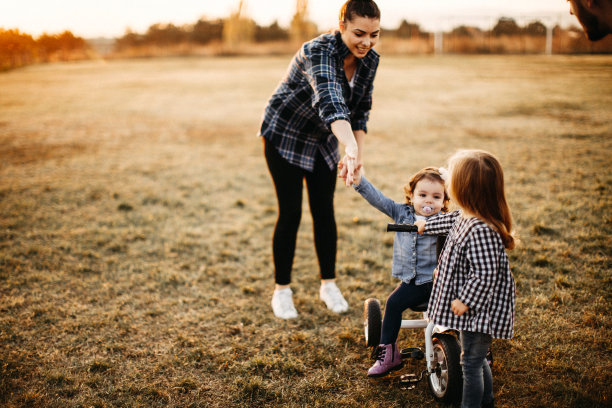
left=354, top=176, right=437, bottom=285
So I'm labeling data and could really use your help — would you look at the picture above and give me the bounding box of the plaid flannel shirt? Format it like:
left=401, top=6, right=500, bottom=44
left=259, top=31, right=379, bottom=172
left=425, top=211, right=516, bottom=339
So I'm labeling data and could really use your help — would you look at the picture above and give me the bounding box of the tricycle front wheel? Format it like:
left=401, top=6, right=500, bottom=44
left=363, top=298, right=381, bottom=348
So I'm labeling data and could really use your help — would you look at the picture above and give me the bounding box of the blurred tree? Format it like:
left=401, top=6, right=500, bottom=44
left=396, top=20, right=424, bottom=39
left=0, top=29, right=36, bottom=69
left=115, top=29, right=145, bottom=50
left=492, top=18, right=521, bottom=36
left=191, top=18, right=224, bottom=44
left=37, top=33, right=62, bottom=55
left=58, top=31, right=86, bottom=50
left=37, top=31, right=88, bottom=61
left=1, top=29, right=89, bottom=69
left=451, top=25, right=483, bottom=38
left=255, top=21, right=289, bottom=42
left=145, top=23, right=188, bottom=45
left=223, top=0, right=256, bottom=46
left=290, top=0, right=318, bottom=44
left=524, top=21, right=547, bottom=36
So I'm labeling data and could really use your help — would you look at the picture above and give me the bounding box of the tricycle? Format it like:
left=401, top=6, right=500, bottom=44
left=363, top=223, right=462, bottom=406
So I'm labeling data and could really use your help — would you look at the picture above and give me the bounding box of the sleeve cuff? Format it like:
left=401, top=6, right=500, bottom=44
left=324, top=112, right=351, bottom=126
left=353, top=175, right=368, bottom=191
left=353, top=120, right=368, bottom=132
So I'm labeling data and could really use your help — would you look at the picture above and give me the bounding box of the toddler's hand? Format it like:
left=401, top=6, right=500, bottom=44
left=353, top=164, right=363, bottom=185
left=451, top=299, right=468, bottom=316
left=414, top=219, right=426, bottom=234
left=338, top=159, right=348, bottom=182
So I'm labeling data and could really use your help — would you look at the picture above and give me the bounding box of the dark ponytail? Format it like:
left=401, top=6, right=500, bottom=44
left=339, top=0, right=380, bottom=24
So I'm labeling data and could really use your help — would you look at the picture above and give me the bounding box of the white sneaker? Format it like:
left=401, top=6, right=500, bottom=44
left=320, top=282, right=349, bottom=313
left=271, top=288, right=298, bottom=319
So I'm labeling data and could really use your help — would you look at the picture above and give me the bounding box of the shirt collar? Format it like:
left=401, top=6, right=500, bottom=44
left=334, top=31, right=351, bottom=60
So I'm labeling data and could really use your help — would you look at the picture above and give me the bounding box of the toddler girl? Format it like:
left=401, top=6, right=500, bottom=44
left=416, top=149, right=515, bottom=408
left=351, top=167, right=449, bottom=377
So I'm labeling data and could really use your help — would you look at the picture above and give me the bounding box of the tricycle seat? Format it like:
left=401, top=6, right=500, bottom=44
left=410, top=301, right=428, bottom=312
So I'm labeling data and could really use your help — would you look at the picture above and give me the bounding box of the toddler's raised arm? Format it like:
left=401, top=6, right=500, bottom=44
left=353, top=176, right=403, bottom=221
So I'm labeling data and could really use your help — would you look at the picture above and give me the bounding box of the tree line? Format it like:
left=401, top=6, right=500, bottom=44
left=113, top=17, right=556, bottom=50
left=0, top=29, right=90, bottom=70
left=2, top=15, right=610, bottom=70
left=115, top=18, right=291, bottom=50
left=112, top=16, right=610, bottom=55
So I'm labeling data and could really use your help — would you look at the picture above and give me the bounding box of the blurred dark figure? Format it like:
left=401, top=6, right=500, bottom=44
left=567, top=0, right=612, bottom=40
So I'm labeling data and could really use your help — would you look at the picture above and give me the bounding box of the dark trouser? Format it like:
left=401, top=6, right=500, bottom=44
left=264, top=139, right=337, bottom=286
left=460, top=331, right=494, bottom=408
left=380, top=280, right=433, bottom=345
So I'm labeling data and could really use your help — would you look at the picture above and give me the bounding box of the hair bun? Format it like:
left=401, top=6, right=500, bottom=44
left=340, top=0, right=380, bottom=23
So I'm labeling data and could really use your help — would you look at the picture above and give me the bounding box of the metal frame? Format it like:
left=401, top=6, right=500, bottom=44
left=400, top=311, right=454, bottom=373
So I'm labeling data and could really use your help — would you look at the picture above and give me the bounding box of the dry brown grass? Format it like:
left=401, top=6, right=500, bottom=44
left=0, top=55, right=610, bottom=407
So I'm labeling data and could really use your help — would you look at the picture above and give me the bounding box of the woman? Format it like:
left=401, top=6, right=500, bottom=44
left=259, top=0, right=381, bottom=319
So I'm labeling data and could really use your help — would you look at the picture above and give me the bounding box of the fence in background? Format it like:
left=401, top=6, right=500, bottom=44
left=380, top=13, right=612, bottom=55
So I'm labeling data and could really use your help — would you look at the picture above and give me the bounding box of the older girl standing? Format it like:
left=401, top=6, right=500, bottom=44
left=259, top=0, right=381, bottom=319
left=417, top=150, right=516, bottom=408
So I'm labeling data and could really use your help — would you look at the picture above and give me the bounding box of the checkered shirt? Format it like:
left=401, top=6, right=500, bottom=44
left=259, top=31, right=379, bottom=171
left=426, top=211, right=516, bottom=339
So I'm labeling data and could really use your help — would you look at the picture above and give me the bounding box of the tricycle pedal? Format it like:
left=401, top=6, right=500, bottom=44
left=399, top=372, right=423, bottom=390
left=400, top=347, right=424, bottom=360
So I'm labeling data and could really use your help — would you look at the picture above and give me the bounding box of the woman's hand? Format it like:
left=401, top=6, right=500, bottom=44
left=451, top=299, right=469, bottom=316
left=330, top=120, right=362, bottom=187
left=344, top=154, right=357, bottom=186
left=338, top=157, right=362, bottom=186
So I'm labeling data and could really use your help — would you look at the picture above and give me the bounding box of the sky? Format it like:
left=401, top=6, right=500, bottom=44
left=0, top=0, right=577, bottom=39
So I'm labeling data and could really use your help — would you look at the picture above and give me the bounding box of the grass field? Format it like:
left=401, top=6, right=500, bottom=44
left=0, top=55, right=610, bottom=407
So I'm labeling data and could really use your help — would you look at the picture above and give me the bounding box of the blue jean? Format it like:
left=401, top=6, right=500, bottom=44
left=379, top=280, right=432, bottom=345
left=460, top=331, right=494, bottom=408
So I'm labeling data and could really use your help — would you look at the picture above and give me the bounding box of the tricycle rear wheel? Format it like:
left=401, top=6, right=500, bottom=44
left=428, top=333, right=462, bottom=405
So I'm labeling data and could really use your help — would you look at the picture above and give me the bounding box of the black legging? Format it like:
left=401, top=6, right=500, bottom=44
left=264, top=139, right=337, bottom=285
left=380, top=280, right=433, bottom=345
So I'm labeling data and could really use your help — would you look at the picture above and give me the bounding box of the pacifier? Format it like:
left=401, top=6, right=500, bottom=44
left=422, top=206, right=434, bottom=214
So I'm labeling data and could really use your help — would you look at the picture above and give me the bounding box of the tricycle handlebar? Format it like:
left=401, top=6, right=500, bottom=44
left=387, top=223, right=418, bottom=232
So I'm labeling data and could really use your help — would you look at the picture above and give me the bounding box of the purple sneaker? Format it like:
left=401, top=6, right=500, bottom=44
left=367, top=343, right=403, bottom=377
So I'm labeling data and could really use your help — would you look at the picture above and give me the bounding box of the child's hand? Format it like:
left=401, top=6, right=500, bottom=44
left=414, top=219, right=426, bottom=234
left=339, top=160, right=362, bottom=186
left=451, top=299, right=469, bottom=316
left=353, top=164, right=363, bottom=185
left=338, top=159, right=348, bottom=182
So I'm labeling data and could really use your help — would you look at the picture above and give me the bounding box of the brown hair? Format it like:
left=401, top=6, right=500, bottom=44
left=448, top=150, right=515, bottom=249
left=403, top=167, right=450, bottom=212
left=339, top=0, right=381, bottom=24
